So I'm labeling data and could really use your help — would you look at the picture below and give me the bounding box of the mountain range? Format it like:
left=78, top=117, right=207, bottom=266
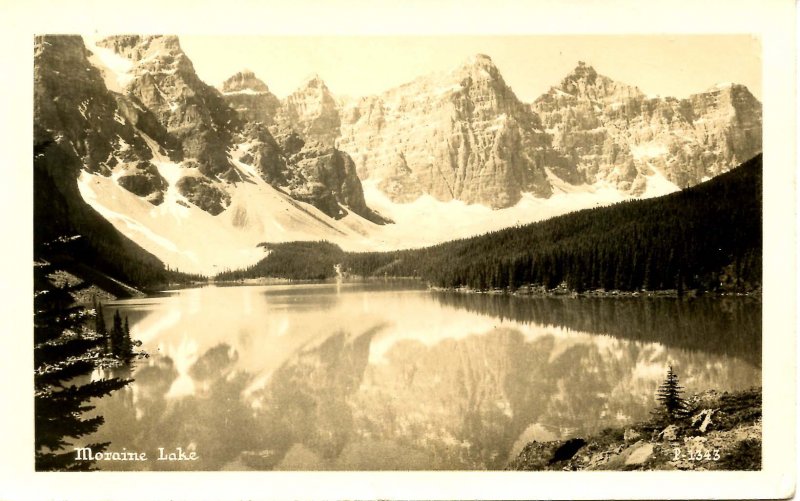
left=33, top=34, right=762, bottom=277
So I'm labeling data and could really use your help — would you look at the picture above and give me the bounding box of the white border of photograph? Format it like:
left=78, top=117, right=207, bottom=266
left=0, top=0, right=795, bottom=499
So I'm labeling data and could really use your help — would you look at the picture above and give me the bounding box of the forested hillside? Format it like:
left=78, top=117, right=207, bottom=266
left=216, top=241, right=345, bottom=281
left=216, top=154, right=762, bottom=293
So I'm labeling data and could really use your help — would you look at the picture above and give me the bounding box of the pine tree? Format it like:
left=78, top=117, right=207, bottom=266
left=655, top=365, right=688, bottom=421
left=121, top=315, right=133, bottom=362
left=34, top=259, right=131, bottom=471
left=93, top=299, right=108, bottom=353
left=110, top=309, right=124, bottom=358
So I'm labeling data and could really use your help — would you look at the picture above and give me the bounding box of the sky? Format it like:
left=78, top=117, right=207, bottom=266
left=179, top=35, right=762, bottom=102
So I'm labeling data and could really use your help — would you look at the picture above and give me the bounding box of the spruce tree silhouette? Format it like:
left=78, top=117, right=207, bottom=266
left=34, top=250, right=131, bottom=471
left=108, top=309, right=135, bottom=362
left=92, top=297, right=109, bottom=353
left=655, top=365, right=688, bottom=421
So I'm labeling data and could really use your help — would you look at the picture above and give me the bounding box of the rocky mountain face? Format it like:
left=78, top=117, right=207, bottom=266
left=222, top=55, right=574, bottom=208
left=219, top=70, right=386, bottom=223
left=338, top=55, right=571, bottom=208
left=274, top=75, right=341, bottom=148
left=533, top=62, right=763, bottom=192
left=35, top=36, right=168, bottom=204
left=226, top=58, right=761, bottom=208
left=94, top=35, right=239, bottom=181
left=220, top=70, right=281, bottom=125
left=35, top=35, right=382, bottom=225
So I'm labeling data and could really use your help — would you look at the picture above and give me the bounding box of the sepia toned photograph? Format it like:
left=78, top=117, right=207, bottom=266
left=33, top=32, right=765, bottom=473
left=4, top=0, right=794, bottom=499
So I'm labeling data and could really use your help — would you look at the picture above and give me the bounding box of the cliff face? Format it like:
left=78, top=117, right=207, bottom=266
left=219, top=58, right=761, bottom=210
left=35, top=35, right=169, bottom=205
left=96, top=35, right=240, bottom=181
left=78, top=35, right=241, bottom=214
left=220, top=70, right=281, bottom=126
left=36, top=35, right=382, bottom=224
left=274, top=75, right=342, bottom=148
left=289, top=147, right=375, bottom=220
left=337, top=55, right=569, bottom=208
left=220, top=71, right=387, bottom=223
left=533, top=62, right=763, bottom=192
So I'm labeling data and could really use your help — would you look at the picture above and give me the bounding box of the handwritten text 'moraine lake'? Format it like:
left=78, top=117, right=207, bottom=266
left=75, top=447, right=198, bottom=462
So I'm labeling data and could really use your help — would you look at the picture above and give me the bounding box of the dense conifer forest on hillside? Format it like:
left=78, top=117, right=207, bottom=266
left=217, top=154, right=762, bottom=293
left=216, top=241, right=346, bottom=281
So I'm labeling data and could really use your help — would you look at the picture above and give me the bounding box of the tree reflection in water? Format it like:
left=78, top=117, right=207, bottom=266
left=87, top=292, right=760, bottom=470
left=431, top=293, right=761, bottom=366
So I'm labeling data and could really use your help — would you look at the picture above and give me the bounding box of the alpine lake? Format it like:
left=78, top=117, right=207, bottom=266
left=85, top=280, right=761, bottom=470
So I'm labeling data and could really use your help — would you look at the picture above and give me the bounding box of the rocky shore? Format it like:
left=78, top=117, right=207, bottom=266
left=433, top=283, right=762, bottom=300
left=508, top=388, right=762, bottom=471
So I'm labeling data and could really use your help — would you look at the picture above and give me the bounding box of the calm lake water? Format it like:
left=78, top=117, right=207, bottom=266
left=87, top=281, right=761, bottom=470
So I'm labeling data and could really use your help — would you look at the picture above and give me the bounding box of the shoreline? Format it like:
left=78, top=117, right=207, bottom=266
left=507, top=387, right=762, bottom=471
left=431, top=284, right=762, bottom=300
left=143, top=276, right=763, bottom=300
left=208, top=275, right=424, bottom=287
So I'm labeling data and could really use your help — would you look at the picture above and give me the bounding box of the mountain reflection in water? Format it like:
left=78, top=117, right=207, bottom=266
left=88, top=283, right=761, bottom=470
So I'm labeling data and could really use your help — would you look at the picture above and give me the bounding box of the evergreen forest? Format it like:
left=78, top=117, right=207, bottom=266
left=217, top=154, right=763, bottom=294
left=34, top=256, right=140, bottom=470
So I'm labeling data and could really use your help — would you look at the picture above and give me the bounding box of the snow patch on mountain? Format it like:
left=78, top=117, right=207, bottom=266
left=78, top=171, right=267, bottom=275
left=640, top=164, right=680, bottom=198
left=630, top=142, right=669, bottom=160
left=79, top=157, right=677, bottom=276
left=359, top=168, right=679, bottom=251
left=77, top=135, right=383, bottom=275
left=83, top=35, right=134, bottom=93
left=222, top=89, right=267, bottom=96
left=361, top=180, right=620, bottom=249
